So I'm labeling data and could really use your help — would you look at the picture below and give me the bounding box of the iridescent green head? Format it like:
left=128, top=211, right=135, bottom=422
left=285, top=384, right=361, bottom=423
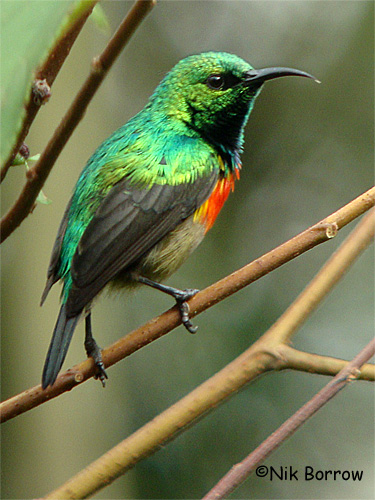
left=150, top=51, right=316, bottom=155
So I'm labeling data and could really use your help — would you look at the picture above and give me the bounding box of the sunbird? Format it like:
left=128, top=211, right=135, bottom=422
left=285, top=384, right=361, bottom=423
left=41, top=51, right=316, bottom=389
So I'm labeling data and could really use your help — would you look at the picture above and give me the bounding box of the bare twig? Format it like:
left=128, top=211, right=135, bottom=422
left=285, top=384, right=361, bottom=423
left=41, top=205, right=374, bottom=499
left=0, top=188, right=374, bottom=424
left=261, top=207, right=375, bottom=345
left=4, top=198, right=371, bottom=497
left=0, top=1, right=98, bottom=181
left=279, top=346, right=375, bottom=380
left=202, top=338, right=375, bottom=500
left=41, top=337, right=374, bottom=500
left=43, top=301, right=374, bottom=498
left=0, top=0, right=156, bottom=243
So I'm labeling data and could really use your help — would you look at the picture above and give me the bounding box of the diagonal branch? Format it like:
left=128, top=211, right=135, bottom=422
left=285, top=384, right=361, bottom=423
left=261, top=205, right=375, bottom=346
left=41, top=206, right=374, bottom=499
left=202, top=338, right=375, bottom=500
left=0, top=0, right=156, bottom=243
left=278, top=345, right=375, bottom=380
left=0, top=0, right=98, bottom=182
left=1, top=189, right=373, bottom=424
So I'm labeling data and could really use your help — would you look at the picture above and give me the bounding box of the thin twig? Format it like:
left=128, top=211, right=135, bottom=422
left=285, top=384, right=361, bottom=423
left=261, top=207, right=375, bottom=345
left=0, top=187, right=374, bottom=424
left=279, top=345, right=375, bottom=380
left=0, top=0, right=156, bottom=243
left=42, top=206, right=374, bottom=500
left=202, top=338, right=375, bottom=500
left=0, top=1, right=98, bottom=181
left=17, top=200, right=372, bottom=498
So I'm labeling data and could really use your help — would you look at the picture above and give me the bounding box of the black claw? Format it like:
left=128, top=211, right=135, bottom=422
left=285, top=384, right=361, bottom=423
left=177, top=288, right=199, bottom=333
left=178, top=288, right=200, bottom=301
left=177, top=300, right=198, bottom=334
left=85, top=313, right=108, bottom=387
left=171, top=288, right=199, bottom=304
left=134, top=276, right=200, bottom=334
left=93, top=361, right=108, bottom=387
left=85, top=337, right=108, bottom=386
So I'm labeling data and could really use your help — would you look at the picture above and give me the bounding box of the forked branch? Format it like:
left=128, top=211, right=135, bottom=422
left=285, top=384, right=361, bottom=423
left=1, top=189, right=374, bottom=425
left=0, top=0, right=98, bottom=181
left=0, top=0, right=156, bottom=243
left=41, top=207, right=374, bottom=499
left=202, top=337, right=375, bottom=500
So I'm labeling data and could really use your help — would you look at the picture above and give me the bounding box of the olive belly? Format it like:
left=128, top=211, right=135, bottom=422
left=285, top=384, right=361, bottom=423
left=109, top=214, right=206, bottom=290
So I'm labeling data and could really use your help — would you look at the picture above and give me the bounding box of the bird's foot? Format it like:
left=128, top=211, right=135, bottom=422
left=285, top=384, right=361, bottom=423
left=174, top=288, right=199, bottom=334
left=135, top=275, right=200, bottom=334
left=84, top=335, right=108, bottom=387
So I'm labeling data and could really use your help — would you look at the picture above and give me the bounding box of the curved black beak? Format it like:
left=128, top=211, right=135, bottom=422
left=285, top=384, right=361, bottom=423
left=244, top=67, right=320, bottom=86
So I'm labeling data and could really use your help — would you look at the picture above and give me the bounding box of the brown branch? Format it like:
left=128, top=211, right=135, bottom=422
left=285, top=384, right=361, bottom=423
left=279, top=345, right=375, bottom=380
left=43, top=345, right=374, bottom=499
left=260, top=205, right=375, bottom=346
left=202, top=338, right=375, bottom=500
left=41, top=206, right=374, bottom=498
left=1, top=1, right=98, bottom=181
left=0, top=0, right=156, bottom=243
left=1, top=188, right=373, bottom=424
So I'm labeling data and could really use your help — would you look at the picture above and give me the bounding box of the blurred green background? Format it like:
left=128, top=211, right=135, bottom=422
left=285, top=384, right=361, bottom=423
left=1, top=1, right=374, bottom=499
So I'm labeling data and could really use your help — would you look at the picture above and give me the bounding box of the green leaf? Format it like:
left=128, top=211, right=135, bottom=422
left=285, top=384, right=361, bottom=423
left=0, top=0, right=79, bottom=166
left=35, top=189, right=52, bottom=205
left=11, top=153, right=40, bottom=167
left=91, top=4, right=111, bottom=34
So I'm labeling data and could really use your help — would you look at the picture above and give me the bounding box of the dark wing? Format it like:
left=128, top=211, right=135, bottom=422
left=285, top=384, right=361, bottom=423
left=40, top=198, right=73, bottom=306
left=65, top=170, right=219, bottom=316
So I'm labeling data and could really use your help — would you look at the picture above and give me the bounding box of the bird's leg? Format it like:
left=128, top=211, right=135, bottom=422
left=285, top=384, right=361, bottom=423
left=84, top=312, right=108, bottom=386
left=135, top=275, right=199, bottom=333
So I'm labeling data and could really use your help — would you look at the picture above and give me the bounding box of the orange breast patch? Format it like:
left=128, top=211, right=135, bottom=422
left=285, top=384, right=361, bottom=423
left=194, top=169, right=239, bottom=232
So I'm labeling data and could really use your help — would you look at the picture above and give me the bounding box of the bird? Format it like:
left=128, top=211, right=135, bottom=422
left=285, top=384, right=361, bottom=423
left=41, top=51, right=316, bottom=389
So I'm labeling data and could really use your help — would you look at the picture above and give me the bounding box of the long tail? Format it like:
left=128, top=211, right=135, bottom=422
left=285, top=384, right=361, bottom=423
left=42, top=303, right=80, bottom=389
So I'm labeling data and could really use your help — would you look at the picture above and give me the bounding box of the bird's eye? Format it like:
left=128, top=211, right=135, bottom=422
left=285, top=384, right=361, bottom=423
left=206, top=74, right=225, bottom=90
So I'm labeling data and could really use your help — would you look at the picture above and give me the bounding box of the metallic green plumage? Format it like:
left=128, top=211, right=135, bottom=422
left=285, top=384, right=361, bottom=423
left=53, top=52, right=257, bottom=299
left=41, top=51, right=316, bottom=388
left=57, top=131, right=220, bottom=296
